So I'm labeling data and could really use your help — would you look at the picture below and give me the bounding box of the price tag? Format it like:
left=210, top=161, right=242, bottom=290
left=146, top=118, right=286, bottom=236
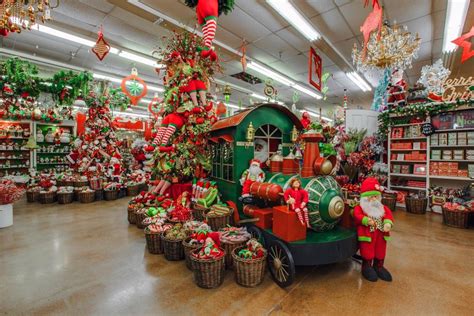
left=421, top=123, right=434, bottom=136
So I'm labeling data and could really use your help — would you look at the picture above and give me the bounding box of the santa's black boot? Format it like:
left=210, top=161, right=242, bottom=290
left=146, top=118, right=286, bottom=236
left=374, top=259, right=392, bottom=282
left=361, top=259, right=378, bottom=282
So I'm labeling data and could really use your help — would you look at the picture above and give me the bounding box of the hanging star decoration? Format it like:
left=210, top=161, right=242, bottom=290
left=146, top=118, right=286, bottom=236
left=452, top=26, right=474, bottom=63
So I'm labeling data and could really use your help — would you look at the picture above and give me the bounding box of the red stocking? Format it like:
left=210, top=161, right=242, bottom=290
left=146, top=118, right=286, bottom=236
left=160, top=125, right=177, bottom=146
left=201, top=19, right=217, bottom=61
left=303, top=208, right=310, bottom=228
left=159, top=181, right=171, bottom=195
left=152, top=126, right=167, bottom=146
left=295, top=209, right=305, bottom=226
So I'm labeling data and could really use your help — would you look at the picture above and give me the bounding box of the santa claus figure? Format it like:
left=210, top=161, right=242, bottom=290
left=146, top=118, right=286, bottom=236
left=300, top=112, right=311, bottom=129
left=353, top=177, right=394, bottom=282
left=284, top=178, right=310, bottom=227
left=107, top=154, right=123, bottom=181
left=387, top=69, right=407, bottom=108
left=240, top=159, right=265, bottom=197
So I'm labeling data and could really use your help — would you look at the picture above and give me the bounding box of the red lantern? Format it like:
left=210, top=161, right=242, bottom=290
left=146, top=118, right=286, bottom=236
left=121, top=68, right=148, bottom=105
left=216, top=102, right=227, bottom=116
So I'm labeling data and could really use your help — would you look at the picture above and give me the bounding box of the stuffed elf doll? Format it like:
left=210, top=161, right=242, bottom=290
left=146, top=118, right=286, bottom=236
left=185, top=0, right=235, bottom=61
left=283, top=178, right=310, bottom=228
left=353, top=177, right=394, bottom=282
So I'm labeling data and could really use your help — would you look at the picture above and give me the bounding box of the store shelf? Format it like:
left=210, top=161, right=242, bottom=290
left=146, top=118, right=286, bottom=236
left=37, top=151, right=69, bottom=154
left=433, top=128, right=474, bottom=132
left=430, top=159, right=474, bottom=162
left=391, top=185, right=427, bottom=191
left=391, top=137, right=426, bottom=140
left=37, top=163, right=68, bottom=165
left=429, top=175, right=473, bottom=181
left=390, top=149, right=427, bottom=152
left=391, top=123, right=425, bottom=127
left=390, top=173, right=427, bottom=178
left=0, top=157, right=29, bottom=160
left=0, top=136, right=29, bottom=140
left=430, top=145, right=474, bottom=148
left=0, top=149, right=29, bottom=152
left=0, top=166, right=29, bottom=169
left=391, top=160, right=427, bottom=163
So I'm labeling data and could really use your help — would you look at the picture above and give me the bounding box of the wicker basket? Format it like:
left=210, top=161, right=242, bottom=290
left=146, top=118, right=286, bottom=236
left=95, top=189, right=104, bottom=201
left=232, top=246, right=267, bottom=287
left=39, top=192, right=57, bottom=204
left=190, top=248, right=225, bottom=289
left=26, top=191, right=39, bottom=203
left=382, top=196, right=397, bottom=211
left=78, top=191, right=95, bottom=203
left=145, top=232, right=164, bottom=254
left=118, top=187, right=127, bottom=199
left=127, top=185, right=140, bottom=197
left=127, top=206, right=137, bottom=225
left=183, top=237, right=201, bottom=270
left=442, top=208, right=472, bottom=229
left=221, top=239, right=249, bottom=269
left=74, top=180, right=89, bottom=188
left=405, top=196, right=427, bottom=214
left=206, top=211, right=232, bottom=231
left=161, top=234, right=185, bottom=261
left=56, top=180, right=66, bottom=187
left=136, top=212, right=148, bottom=229
left=192, top=203, right=209, bottom=221
left=57, top=192, right=74, bottom=204
left=104, top=189, right=118, bottom=201
left=138, top=183, right=148, bottom=192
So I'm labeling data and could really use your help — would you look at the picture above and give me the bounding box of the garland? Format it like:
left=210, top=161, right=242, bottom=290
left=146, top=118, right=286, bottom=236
left=377, top=99, right=474, bottom=139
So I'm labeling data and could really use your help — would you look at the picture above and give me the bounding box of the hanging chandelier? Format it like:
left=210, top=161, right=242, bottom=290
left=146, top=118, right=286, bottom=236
left=0, top=0, right=59, bottom=34
left=352, top=21, right=421, bottom=71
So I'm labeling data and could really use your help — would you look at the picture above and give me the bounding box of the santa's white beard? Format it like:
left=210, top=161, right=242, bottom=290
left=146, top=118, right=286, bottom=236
left=249, top=165, right=263, bottom=177
left=360, top=196, right=385, bottom=219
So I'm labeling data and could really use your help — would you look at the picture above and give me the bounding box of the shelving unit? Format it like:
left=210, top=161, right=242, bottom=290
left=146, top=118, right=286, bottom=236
left=0, top=120, right=33, bottom=177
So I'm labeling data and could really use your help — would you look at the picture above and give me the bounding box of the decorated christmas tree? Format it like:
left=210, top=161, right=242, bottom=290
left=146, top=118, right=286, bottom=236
left=67, top=88, right=124, bottom=182
left=148, top=32, right=221, bottom=195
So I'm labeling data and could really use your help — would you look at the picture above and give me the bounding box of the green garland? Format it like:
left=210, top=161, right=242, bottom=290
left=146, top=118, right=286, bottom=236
left=377, top=99, right=474, bottom=139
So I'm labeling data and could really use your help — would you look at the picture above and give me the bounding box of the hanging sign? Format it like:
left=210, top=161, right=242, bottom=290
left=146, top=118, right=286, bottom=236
left=308, top=47, right=322, bottom=91
left=421, top=123, right=435, bottom=136
left=442, top=76, right=473, bottom=102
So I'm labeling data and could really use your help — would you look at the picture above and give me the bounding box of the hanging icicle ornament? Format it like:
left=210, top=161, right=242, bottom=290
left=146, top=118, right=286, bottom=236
left=223, top=84, right=232, bottom=103
left=291, top=91, right=300, bottom=113
left=92, top=26, right=111, bottom=61
left=121, top=68, right=148, bottom=106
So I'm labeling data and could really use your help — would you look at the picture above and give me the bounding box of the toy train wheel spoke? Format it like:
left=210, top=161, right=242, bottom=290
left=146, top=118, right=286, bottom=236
left=267, top=239, right=295, bottom=288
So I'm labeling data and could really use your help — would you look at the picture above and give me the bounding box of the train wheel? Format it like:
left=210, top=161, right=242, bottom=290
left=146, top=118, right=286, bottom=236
left=247, top=225, right=265, bottom=247
left=267, top=239, right=295, bottom=288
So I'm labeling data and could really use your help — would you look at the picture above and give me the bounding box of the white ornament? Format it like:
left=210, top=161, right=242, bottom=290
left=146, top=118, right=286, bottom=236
left=417, top=59, right=451, bottom=95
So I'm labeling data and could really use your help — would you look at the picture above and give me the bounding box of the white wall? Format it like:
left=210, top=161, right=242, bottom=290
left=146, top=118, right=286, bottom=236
left=345, top=109, right=379, bottom=135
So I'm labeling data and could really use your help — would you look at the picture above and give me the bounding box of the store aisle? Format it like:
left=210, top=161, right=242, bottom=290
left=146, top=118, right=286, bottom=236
left=1, top=199, right=473, bottom=315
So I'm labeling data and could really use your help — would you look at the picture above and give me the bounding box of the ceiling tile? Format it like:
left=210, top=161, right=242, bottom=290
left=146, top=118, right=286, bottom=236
left=310, top=8, right=355, bottom=43
left=253, top=34, right=300, bottom=61
left=403, top=15, right=433, bottom=44
left=268, top=54, right=308, bottom=77
left=245, top=45, right=279, bottom=64
left=305, top=0, right=337, bottom=15
left=79, top=0, right=115, bottom=14
left=218, top=7, right=272, bottom=42
left=383, top=0, right=431, bottom=24
left=275, top=27, right=311, bottom=52
left=236, top=0, right=289, bottom=32
left=337, top=1, right=370, bottom=35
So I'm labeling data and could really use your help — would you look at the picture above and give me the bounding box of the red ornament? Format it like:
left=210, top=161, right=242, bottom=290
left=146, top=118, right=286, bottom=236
left=121, top=68, right=148, bottom=106
left=452, top=26, right=474, bottom=63
left=148, top=94, right=162, bottom=119
left=308, top=47, right=322, bottom=91
left=92, top=27, right=111, bottom=61
left=216, top=102, right=226, bottom=116
left=360, top=1, right=382, bottom=57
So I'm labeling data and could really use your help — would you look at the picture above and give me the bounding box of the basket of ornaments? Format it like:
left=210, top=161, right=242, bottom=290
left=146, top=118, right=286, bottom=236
left=38, top=178, right=58, bottom=204
left=182, top=221, right=212, bottom=270
left=144, top=222, right=173, bottom=254
left=140, top=206, right=168, bottom=230
left=206, top=203, right=233, bottom=231
left=57, top=186, right=74, bottom=204
left=73, top=176, right=89, bottom=188
left=26, top=186, right=41, bottom=203
left=232, top=239, right=267, bottom=287
left=219, top=226, right=252, bottom=269
left=78, top=187, right=95, bottom=203
left=103, top=183, right=120, bottom=201
left=168, top=192, right=192, bottom=223
left=190, top=235, right=226, bottom=289
left=442, top=202, right=473, bottom=229
left=161, top=223, right=188, bottom=261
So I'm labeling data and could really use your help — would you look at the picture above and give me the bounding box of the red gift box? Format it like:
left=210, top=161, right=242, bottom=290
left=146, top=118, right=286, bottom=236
left=254, top=208, right=273, bottom=229
left=272, top=205, right=306, bottom=242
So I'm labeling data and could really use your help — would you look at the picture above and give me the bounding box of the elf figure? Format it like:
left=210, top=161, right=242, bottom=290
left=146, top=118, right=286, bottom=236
left=283, top=178, right=310, bottom=228
left=150, top=113, right=186, bottom=151
left=185, top=0, right=235, bottom=61
left=353, top=177, right=394, bottom=282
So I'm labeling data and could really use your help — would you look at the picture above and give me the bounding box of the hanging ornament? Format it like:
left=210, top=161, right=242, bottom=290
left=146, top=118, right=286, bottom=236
left=291, top=91, right=300, bottom=113
left=216, top=102, right=227, bottom=117
left=223, top=85, right=232, bottom=103
left=148, top=93, right=163, bottom=119
left=321, top=72, right=331, bottom=100
left=360, top=0, right=382, bottom=58
left=121, top=68, right=148, bottom=106
left=451, top=26, right=474, bottom=63
left=264, top=79, right=277, bottom=101
left=417, top=59, right=451, bottom=101
left=240, top=41, right=248, bottom=72
left=92, top=26, right=111, bottom=61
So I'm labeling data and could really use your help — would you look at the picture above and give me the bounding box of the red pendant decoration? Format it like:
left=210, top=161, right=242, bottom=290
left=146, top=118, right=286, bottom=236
left=216, top=102, right=227, bottom=117
left=121, top=68, right=148, bottom=106
left=309, top=47, right=322, bottom=91
left=148, top=93, right=163, bottom=119
left=360, top=0, right=382, bottom=57
left=452, top=26, right=474, bottom=63
left=92, top=26, right=111, bottom=61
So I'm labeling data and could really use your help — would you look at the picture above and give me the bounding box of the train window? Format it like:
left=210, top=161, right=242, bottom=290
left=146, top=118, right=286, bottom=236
left=254, top=124, right=282, bottom=164
left=211, top=141, right=234, bottom=182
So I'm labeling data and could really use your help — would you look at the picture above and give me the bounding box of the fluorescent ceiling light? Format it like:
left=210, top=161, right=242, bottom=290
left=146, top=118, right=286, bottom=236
left=346, top=72, right=372, bottom=92
left=92, top=73, right=163, bottom=93
left=251, top=93, right=267, bottom=101
left=148, top=86, right=165, bottom=92
left=226, top=103, right=241, bottom=110
left=248, top=61, right=294, bottom=86
left=266, top=0, right=321, bottom=41
left=299, top=109, right=333, bottom=122
left=293, top=84, right=323, bottom=99
left=443, top=0, right=470, bottom=52
left=118, top=51, right=163, bottom=67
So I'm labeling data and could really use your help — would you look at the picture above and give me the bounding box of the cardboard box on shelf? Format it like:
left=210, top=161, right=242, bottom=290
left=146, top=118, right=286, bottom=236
left=397, top=153, right=405, bottom=160
left=458, top=137, right=467, bottom=145
left=439, top=133, right=448, bottom=140
left=413, top=142, right=421, bottom=150
left=448, top=133, right=457, bottom=144
left=457, top=132, right=467, bottom=140
left=392, top=165, right=401, bottom=173
left=442, top=150, right=453, bottom=160
left=458, top=169, right=468, bottom=177
left=431, top=134, right=439, bottom=145
left=401, top=165, right=410, bottom=174
left=439, top=138, right=448, bottom=145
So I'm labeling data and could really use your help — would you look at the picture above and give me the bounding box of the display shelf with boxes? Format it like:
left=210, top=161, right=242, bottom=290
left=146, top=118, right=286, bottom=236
left=33, top=121, right=75, bottom=173
left=0, top=120, right=33, bottom=177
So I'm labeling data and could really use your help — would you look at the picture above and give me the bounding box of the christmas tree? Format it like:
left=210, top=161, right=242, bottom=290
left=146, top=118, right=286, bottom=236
left=148, top=32, right=219, bottom=195
left=67, top=88, right=124, bottom=182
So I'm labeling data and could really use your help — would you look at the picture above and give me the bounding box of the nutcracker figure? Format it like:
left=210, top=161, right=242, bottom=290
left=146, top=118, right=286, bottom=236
left=283, top=178, right=310, bottom=227
left=353, top=177, right=394, bottom=282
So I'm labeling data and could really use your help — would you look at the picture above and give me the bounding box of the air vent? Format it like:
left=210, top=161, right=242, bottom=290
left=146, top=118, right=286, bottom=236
left=230, top=72, right=262, bottom=85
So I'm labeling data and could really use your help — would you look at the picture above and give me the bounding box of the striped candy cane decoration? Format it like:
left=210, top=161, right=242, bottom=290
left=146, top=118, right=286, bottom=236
left=159, top=125, right=177, bottom=146
left=202, top=19, right=217, bottom=49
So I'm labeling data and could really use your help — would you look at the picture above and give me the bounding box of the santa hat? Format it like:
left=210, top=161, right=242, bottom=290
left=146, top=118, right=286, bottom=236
left=250, top=159, right=261, bottom=166
left=360, top=177, right=383, bottom=198
left=112, top=152, right=122, bottom=160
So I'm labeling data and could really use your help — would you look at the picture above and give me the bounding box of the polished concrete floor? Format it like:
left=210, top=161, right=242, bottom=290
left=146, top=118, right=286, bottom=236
left=1, top=198, right=473, bottom=316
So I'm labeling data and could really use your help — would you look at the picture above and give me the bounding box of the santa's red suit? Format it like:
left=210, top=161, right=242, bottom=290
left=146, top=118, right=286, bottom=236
left=353, top=177, right=394, bottom=282
left=240, top=159, right=265, bottom=197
